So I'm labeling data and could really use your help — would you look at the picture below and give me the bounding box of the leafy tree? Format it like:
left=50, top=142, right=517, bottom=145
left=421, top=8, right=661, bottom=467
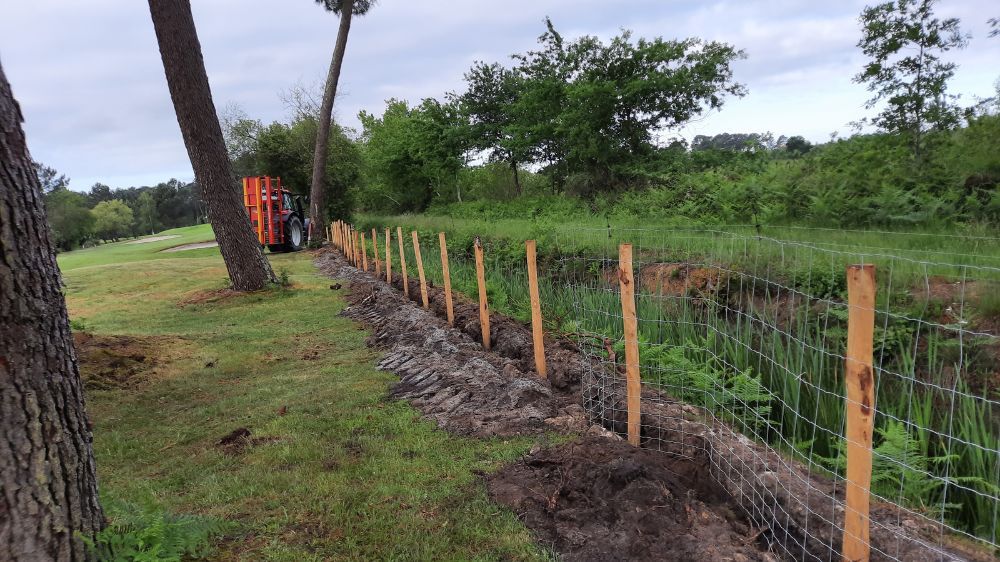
left=132, top=190, right=159, bottom=235
left=1, top=56, right=105, bottom=561
left=33, top=160, right=69, bottom=193
left=45, top=188, right=95, bottom=250
left=785, top=136, right=814, bottom=157
left=359, top=99, right=466, bottom=212
left=453, top=19, right=746, bottom=194
left=87, top=182, right=114, bottom=206
left=148, top=0, right=276, bottom=290
left=455, top=62, right=529, bottom=194
left=91, top=199, right=134, bottom=241
left=854, top=0, right=969, bottom=159
left=256, top=115, right=362, bottom=220
left=308, top=0, right=375, bottom=244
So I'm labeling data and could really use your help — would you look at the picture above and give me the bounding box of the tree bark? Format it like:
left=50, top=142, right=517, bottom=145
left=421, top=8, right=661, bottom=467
left=510, top=160, right=522, bottom=196
left=309, top=0, right=355, bottom=242
left=148, top=0, right=276, bottom=291
left=0, top=60, right=104, bottom=561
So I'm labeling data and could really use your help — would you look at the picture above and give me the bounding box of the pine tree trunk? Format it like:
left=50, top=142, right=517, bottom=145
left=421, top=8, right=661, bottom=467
left=309, top=0, right=355, bottom=241
left=0, top=60, right=104, bottom=562
left=148, top=0, right=276, bottom=291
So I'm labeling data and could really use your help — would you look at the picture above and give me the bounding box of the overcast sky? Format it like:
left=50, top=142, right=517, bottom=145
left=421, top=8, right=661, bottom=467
left=1, top=0, right=997, bottom=190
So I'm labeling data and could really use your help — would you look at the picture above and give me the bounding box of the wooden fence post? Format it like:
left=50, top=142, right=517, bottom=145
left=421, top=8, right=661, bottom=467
left=384, top=227, right=392, bottom=283
left=525, top=240, right=547, bottom=378
left=474, top=237, right=490, bottom=350
left=348, top=227, right=354, bottom=264
left=361, top=232, right=369, bottom=272
left=353, top=230, right=360, bottom=267
left=439, top=232, right=454, bottom=327
left=411, top=231, right=429, bottom=309
left=618, top=244, right=640, bottom=446
left=842, top=264, right=877, bottom=562
left=396, top=227, right=409, bottom=297
left=372, top=228, right=381, bottom=276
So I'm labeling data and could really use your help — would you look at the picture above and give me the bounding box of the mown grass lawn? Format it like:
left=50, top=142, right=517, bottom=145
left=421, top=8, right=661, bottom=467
left=60, top=225, right=548, bottom=561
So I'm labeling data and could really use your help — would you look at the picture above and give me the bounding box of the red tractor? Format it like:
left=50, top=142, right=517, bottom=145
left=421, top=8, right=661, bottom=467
left=242, top=176, right=310, bottom=252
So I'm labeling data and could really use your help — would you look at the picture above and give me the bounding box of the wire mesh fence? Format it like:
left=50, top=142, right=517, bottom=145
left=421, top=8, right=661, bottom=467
left=333, top=220, right=1000, bottom=560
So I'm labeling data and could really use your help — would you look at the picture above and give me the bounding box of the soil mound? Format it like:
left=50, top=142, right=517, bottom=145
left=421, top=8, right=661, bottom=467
left=314, top=251, right=588, bottom=437
left=487, top=436, right=778, bottom=561
left=73, top=332, right=178, bottom=390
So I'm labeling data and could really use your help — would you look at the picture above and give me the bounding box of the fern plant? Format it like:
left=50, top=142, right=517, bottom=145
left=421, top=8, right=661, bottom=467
left=81, top=501, right=226, bottom=562
left=613, top=337, right=773, bottom=433
left=821, top=421, right=974, bottom=518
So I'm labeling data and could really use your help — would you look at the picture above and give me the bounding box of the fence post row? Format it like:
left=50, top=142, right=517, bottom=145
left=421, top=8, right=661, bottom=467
left=618, top=243, right=641, bottom=447
left=372, top=228, right=381, bottom=276
left=525, top=240, right=547, bottom=378
left=842, top=264, right=877, bottom=562
left=411, top=231, right=429, bottom=309
left=474, top=237, right=490, bottom=351
left=384, top=228, right=391, bottom=283
left=439, top=232, right=454, bottom=327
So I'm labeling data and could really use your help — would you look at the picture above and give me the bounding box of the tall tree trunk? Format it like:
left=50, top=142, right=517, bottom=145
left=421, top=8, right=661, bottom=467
left=148, top=0, right=276, bottom=291
left=0, top=60, right=104, bottom=562
left=309, top=0, right=355, bottom=241
left=510, top=160, right=522, bottom=196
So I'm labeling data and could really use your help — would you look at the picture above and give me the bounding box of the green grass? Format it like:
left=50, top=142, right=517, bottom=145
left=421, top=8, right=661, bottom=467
left=59, top=224, right=220, bottom=272
left=59, top=228, right=549, bottom=560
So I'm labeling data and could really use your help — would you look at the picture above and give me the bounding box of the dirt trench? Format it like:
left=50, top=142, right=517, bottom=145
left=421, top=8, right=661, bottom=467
left=314, top=248, right=989, bottom=562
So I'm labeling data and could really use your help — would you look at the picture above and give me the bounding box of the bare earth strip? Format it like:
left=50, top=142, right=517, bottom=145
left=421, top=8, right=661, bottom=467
left=126, top=235, right=180, bottom=244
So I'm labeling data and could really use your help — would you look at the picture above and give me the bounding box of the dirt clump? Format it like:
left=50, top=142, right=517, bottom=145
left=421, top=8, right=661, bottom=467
left=177, top=287, right=243, bottom=307
left=639, top=262, right=728, bottom=298
left=216, top=427, right=279, bottom=455
left=73, top=331, right=178, bottom=390
left=487, top=436, right=778, bottom=561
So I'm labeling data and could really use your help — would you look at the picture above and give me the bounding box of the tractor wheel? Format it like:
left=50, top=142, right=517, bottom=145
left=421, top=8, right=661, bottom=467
left=283, top=216, right=304, bottom=252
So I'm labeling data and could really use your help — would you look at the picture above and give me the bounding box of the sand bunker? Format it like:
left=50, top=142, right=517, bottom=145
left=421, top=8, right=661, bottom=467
left=160, top=241, right=218, bottom=253
left=126, top=235, right=179, bottom=244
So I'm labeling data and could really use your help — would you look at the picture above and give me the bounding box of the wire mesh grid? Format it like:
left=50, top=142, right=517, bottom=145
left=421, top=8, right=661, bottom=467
left=350, top=220, right=998, bottom=560
left=556, top=225, right=999, bottom=561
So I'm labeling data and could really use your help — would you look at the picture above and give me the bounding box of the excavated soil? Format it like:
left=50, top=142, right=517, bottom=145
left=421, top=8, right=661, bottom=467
left=73, top=332, right=183, bottom=390
left=314, top=250, right=588, bottom=437
left=488, top=437, right=778, bottom=561
left=314, top=247, right=991, bottom=562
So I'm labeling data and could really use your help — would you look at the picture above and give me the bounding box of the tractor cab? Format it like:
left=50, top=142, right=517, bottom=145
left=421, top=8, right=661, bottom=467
left=241, top=176, right=310, bottom=252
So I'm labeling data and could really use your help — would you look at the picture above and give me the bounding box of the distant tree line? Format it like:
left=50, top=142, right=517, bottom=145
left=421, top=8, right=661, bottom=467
left=343, top=5, right=998, bottom=227
left=37, top=160, right=206, bottom=251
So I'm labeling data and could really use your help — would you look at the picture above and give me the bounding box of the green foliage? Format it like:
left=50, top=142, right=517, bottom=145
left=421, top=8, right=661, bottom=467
left=450, top=18, right=746, bottom=192
left=45, top=188, right=95, bottom=251
left=91, top=199, right=135, bottom=242
left=820, top=421, right=969, bottom=517
left=82, top=501, right=225, bottom=561
left=357, top=98, right=465, bottom=213
left=255, top=116, right=362, bottom=221
left=132, top=191, right=159, bottom=236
